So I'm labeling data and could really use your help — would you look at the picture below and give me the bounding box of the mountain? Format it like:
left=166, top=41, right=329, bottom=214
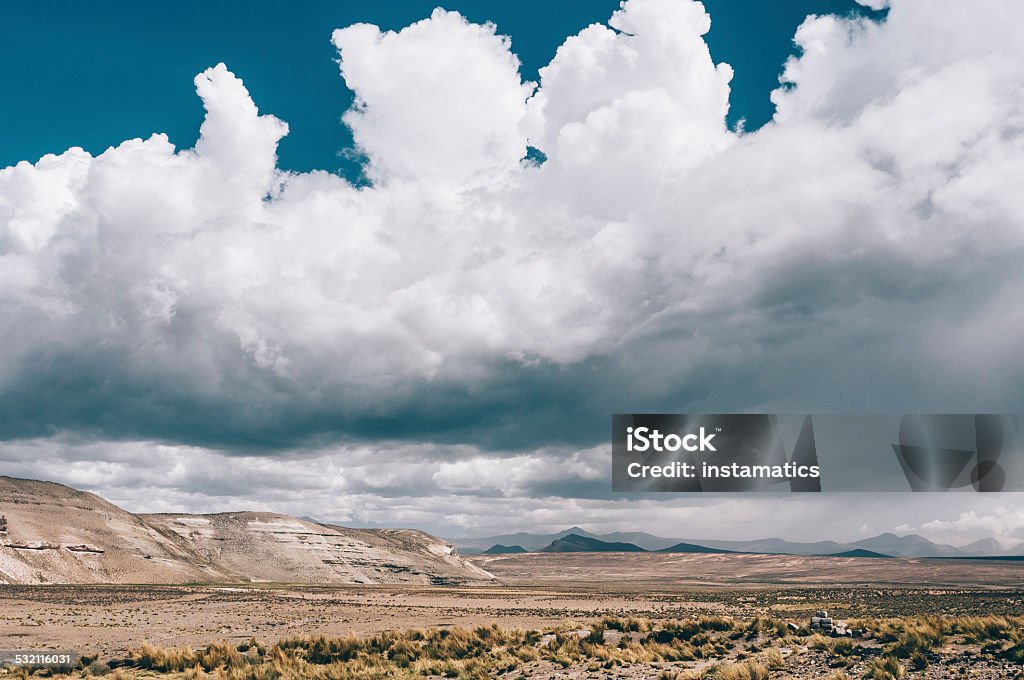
left=681, top=538, right=853, bottom=556
left=581, top=531, right=683, bottom=551
left=454, top=526, right=991, bottom=558
left=538, top=534, right=646, bottom=553
left=0, top=476, right=491, bottom=585
left=454, top=526, right=603, bottom=553
left=689, top=534, right=968, bottom=559
left=454, top=528, right=679, bottom=552
left=850, top=533, right=965, bottom=558
left=658, top=542, right=736, bottom=554
left=0, top=476, right=227, bottom=584
left=482, top=544, right=527, bottom=554
left=829, top=549, right=893, bottom=559
left=959, top=538, right=1021, bottom=556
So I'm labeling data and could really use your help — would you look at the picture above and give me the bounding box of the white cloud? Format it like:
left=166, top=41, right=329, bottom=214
left=6, top=433, right=1024, bottom=542
left=2, top=0, right=1024, bottom=453
left=921, top=510, right=1024, bottom=542
left=432, top=446, right=605, bottom=496
left=333, top=9, right=533, bottom=188
left=522, top=0, right=733, bottom=218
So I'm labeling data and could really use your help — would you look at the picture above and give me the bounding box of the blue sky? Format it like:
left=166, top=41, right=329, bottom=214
left=1, top=0, right=878, bottom=176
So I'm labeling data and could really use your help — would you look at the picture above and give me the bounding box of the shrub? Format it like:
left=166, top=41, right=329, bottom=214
left=586, top=621, right=607, bottom=644
left=600, top=616, right=651, bottom=632
left=714, top=660, right=770, bottom=680
left=954, top=616, right=1015, bottom=643
left=864, top=655, right=906, bottom=680
left=808, top=633, right=856, bottom=658
left=745, top=617, right=788, bottom=639
left=888, top=619, right=943, bottom=659
left=762, top=646, right=785, bottom=669
left=129, top=642, right=198, bottom=672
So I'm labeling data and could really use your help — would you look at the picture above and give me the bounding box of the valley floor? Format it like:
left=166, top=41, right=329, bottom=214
left=1, top=553, right=1022, bottom=677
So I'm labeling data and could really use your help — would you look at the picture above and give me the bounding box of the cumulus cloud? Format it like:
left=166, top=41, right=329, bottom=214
left=2, top=0, right=1024, bottom=496
left=522, top=0, right=733, bottom=218
left=334, top=9, right=533, bottom=188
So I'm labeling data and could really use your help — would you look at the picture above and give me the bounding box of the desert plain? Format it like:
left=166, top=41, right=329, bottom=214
left=3, top=478, right=1023, bottom=677
left=2, top=552, right=1024, bottom=678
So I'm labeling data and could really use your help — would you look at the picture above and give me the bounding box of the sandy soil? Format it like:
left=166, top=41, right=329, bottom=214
left=1, top=552, right=1022, bottom=660
left=472, top=550, right=1024, bottom=590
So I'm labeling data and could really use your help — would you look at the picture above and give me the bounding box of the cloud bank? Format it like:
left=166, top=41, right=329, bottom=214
left=3, top=434, right=1021, bottom=546
left=3, top=0, right=1024, bottom=537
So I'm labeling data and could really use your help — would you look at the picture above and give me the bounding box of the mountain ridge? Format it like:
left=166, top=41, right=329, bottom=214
left=0, top=476, right=491, bottom=585
left=482, top=544, right=527, bottom=554
left=453, top=527, right=1004, bottom=558
left=537, top=534, right=646, bottom=553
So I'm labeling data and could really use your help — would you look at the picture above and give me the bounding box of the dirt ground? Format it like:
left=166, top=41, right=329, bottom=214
left=1, top=552, right=1022, bottom=661
left=471, top=551, right=1024, bottom=590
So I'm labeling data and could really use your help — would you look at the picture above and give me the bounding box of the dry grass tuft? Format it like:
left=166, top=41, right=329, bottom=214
left=92, top=613, right=1024, bottom=679
left=713, top=660, right=771, bottom=680
left=863, top=655, right=906, bottom=680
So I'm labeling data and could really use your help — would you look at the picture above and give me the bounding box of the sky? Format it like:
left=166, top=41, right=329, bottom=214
left=0, top=0, right=881, bottom=175
left=3, top=0, right=1024, bottom=547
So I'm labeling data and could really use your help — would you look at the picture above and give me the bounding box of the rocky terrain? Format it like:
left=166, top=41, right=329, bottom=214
left=2, top=541, right=1023, bottom=676
left=3, top=605, right=1023, bottom=678
left=0, top=476, right=491, bottom=585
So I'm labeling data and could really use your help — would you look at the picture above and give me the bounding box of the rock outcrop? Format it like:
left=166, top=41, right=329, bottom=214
left=0, top=476, right=492, bottom=586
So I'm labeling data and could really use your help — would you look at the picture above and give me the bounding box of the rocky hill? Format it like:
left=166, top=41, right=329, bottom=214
left=538, top=534, right=645, bottom=553
left=482, top=544, right=527, bottom=554
left=0, top=476, right=491, bottom=585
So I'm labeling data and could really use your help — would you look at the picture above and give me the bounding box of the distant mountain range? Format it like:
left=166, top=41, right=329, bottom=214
left=481, top=544, right=527, bottom=555
left=459, top=527, right=1023, bottom=559
left=828, top=549, right=893, bottom=559
left=538, top=534, right=646, bottom=553
left=657, top=542, right=736, bottom=554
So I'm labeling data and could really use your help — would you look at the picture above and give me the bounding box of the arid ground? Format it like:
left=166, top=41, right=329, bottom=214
left=2, top=553, right=1024, bottom=678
